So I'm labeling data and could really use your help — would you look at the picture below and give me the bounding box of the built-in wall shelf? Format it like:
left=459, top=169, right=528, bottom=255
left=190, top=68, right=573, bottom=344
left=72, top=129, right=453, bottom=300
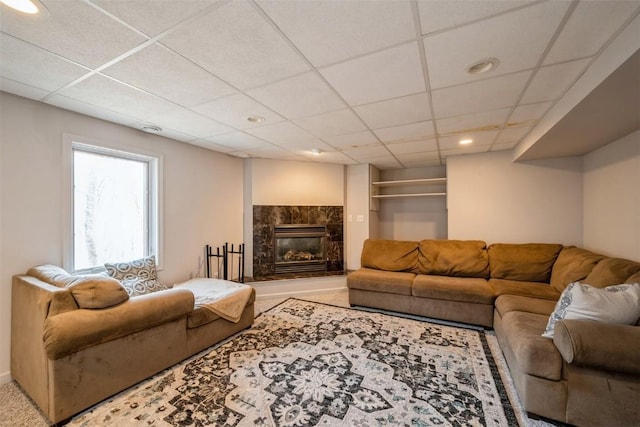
left=371, top=178, right=447, bottom=187
left=372, top=192, right=447, bottom=199
left=371, top=176, right=447, bottom=201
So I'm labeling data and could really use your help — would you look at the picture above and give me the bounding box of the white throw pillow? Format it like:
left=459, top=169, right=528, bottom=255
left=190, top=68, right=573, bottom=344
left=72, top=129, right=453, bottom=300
left=542, top=282, right=640, bottom=338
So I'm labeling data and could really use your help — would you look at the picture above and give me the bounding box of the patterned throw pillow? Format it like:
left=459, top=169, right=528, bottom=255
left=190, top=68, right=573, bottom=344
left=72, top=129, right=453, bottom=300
left=542, top=282, right=640, bottom=338
left=105, top=256, right=167, bottom=297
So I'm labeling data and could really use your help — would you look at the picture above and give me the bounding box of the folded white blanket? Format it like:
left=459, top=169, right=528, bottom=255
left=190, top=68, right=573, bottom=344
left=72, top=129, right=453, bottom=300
left=174, top=278, right=252, bottom=323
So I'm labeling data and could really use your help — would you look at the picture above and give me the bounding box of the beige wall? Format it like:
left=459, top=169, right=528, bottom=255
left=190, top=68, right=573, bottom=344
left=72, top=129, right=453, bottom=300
left=243, top=158, right=345, bottom=276
left=583, top=130, right=640, bottom=261
left=248, top=158, right=344, bottom=206
left=0, top=93, right=244, bottom=383
left=447, top=150, right=583, bottom=245
left=345, top=164, right=378, bottom=270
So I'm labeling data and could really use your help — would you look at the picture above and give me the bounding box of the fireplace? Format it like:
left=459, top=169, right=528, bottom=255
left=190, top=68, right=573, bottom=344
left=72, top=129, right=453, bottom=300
left=274, top=225, right=327, bottom=274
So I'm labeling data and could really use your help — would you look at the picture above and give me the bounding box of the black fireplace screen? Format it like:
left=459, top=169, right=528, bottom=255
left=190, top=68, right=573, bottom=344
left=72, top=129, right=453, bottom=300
left=274, top=225, right=327, bottom=274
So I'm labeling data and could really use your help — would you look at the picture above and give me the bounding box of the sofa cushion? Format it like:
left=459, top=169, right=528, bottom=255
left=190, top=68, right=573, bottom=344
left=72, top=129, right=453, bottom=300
left=542, top=282, right=640, bottom=338
left=489, top=278, right=561, bottom=300
left=488, top=243, right=563, bottom=282
left=360, top=239, right=419, bottom=272
left=42, top=288, right=194, bottom=359
left=627, top=271, right=640, bottom=284
left=584, top=257, right=640, bottom=288
left=412, top=275, right=493, bottom=304
left=27, top=264, right=75, bottom=287
left=500, top=310, right=563, bottom=381
left=418, top=239, right=489, bottom=278
left=65, top=276, right=129, bottom=309
left=347, top=268, right=414, bottom=295
left=550, top=246, right=605, bottom=293
left=494, top=294, right=557, bottom=318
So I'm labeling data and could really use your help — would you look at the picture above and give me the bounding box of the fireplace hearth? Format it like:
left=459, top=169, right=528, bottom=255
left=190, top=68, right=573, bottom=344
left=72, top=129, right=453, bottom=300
left=274, top=225, right=327, bottom=274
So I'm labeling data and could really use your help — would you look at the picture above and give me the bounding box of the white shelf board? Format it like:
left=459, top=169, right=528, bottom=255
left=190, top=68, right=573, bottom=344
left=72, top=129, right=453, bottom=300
left=372, top=192, right=447, bottom=199
left=371, top=178, right=447, bottom=187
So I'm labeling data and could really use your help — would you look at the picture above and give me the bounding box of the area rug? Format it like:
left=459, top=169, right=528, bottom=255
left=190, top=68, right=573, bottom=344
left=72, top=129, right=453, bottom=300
left=67, top=299, right=520, bottom=426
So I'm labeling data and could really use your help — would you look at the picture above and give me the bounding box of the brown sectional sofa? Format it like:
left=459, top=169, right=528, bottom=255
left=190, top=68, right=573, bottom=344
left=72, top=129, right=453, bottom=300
left=11, top=267, right=255, bottom=424
left=347, top=239, right=640, bottom=426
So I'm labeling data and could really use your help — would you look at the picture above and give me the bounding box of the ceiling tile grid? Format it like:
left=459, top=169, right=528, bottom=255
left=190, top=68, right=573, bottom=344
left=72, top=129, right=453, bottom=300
left=1, top=0, right=638, bottom=169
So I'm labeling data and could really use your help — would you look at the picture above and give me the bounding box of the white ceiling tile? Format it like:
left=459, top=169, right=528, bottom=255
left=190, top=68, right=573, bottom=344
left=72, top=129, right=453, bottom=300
left=440, top=144, right=491, bottom=158
left=309, top=152, right=358, bottom=165
left=354, top=93, right=431, bottom=129
left=323, top=131, right=379, bottom=149
left=0, top=78, right=50, bottom=100
left=418, top=0, right=535, bottom=35
left=245, top=145, right=296, bottom=159
left=494, top=125, right=532, bottom=145
left=189, top=137, right=236, bottom=153
left=386, top=139, right=438, bottom=155
left=431, top=71, right=530, bottom=118
left=437, top=108, right=511, bottom=135
left=205, top=132, right=269, bottom=150
left=0, top=0, right=146, bottom=68
left=544, top=1, right=639, bottom=65
left=102, top=44, right=236, bottom=107
left=276, top=138, right=335, bottom=151
left=245, top=121, right=315, bottom=145
left=47, top=94, right=141, bottom=126
left=395, top=151, right=441, bottom=163
left=247, top=72, right=345, bottom=119
left=374, top=121, right=435, bottom=143
left=490, top=142, right=520, bottom=152
left=154, top=128, right=196, bottom=142
left=161, top=1, right=310, bottom=90
left=193, top=93, right=284, bottom=130
left=0, top=33, right=89, bottom=92
left=521, top=58, right=591, bottom=104
left=57, top=74, right=177, bottom=119
left=439, top=130, right=500, bottom=149
left=293, top=109, right=366, bottom=138
left=399, top=158, right=443, bottom=168
left=91, top=0, right=217, bottom=37
left=257, top=0, right=415, bottom=67
left=510, top=102, right=552, bottom=124
left=341, top=144, right=389, bottom=160
left=145, top=107, right=233, bottom=139
left=423, top=1, right=570, bottom=89
left=320, top=42, right=426, bottom=106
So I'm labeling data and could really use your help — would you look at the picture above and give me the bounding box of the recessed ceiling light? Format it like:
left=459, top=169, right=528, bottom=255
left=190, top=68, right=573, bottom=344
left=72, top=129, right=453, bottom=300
left=459, top=139, right=473, bottom=145
left=0, top=0, right=47, bottom=14
left=310, top=148, right=322, bottom=156
left=247, top=115, right=266, bottom=123
left=140, top=125, right=162, bottom=134
left=467, top=58, right=499, bottom=75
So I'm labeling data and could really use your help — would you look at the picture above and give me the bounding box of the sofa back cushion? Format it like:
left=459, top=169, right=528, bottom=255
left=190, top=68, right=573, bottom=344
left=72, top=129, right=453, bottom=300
left=488, top=243, right=563, bottom=282
left=550, top=246, right=605, bottom=293
left=418, top=239, right=489, bottom=278
left=584, top=257, right=640, bottom=288
left=360, top=239, right=419, bottom=272
left=27, top=264, right=75, bottom=287
left=627, top=271, right=640, bottom=284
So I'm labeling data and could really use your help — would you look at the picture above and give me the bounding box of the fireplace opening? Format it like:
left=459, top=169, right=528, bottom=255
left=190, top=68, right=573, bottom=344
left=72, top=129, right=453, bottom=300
left=274, top=225, right=327, bottom=274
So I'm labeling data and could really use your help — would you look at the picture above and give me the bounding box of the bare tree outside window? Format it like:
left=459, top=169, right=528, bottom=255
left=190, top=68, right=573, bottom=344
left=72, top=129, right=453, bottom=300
left=73, top=150, right=147, bottom=271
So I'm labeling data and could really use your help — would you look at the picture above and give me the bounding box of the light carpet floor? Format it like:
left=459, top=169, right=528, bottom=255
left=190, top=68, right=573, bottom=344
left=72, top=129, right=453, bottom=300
left=0, top=290, right=555, bottom=427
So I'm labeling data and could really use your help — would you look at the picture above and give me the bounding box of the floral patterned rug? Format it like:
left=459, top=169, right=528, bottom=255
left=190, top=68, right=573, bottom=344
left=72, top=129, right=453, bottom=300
left=67, top=299, right=520, bottom=427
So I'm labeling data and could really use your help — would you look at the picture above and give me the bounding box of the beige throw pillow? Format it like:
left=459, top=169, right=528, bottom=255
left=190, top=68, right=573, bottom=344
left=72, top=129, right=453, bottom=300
left=65, top=276, right=129, bottom=309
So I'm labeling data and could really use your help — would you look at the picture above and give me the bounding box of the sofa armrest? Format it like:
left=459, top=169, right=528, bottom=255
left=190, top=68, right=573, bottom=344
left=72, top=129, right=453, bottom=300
left=43, top=288, right=195, bottom=360
left=553, top=319, right=640, bottom=375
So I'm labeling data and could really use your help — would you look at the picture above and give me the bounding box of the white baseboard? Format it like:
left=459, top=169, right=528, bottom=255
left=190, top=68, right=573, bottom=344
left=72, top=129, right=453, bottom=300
left=0, top=371, right=12, bottom=384
left=252, top=276, right=347, bottom=300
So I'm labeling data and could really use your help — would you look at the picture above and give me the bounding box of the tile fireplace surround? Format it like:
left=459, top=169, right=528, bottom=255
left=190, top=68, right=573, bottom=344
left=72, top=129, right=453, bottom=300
left=252, top=205, right=344, bottom=280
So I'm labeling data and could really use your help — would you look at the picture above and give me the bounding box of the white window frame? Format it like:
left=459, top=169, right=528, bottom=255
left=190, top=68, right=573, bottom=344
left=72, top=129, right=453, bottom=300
left=63, top=133, right=163, bottom=274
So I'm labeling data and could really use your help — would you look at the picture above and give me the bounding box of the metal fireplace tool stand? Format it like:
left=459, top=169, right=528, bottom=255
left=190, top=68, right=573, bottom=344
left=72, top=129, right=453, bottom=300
left=205, top=243, right=245, bottom=283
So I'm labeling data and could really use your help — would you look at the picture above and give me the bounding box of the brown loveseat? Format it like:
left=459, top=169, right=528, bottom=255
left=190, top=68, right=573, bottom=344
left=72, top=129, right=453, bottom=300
left=11, top=266, right=255, bottom=424
left=347, top=239, right=640, bottom=426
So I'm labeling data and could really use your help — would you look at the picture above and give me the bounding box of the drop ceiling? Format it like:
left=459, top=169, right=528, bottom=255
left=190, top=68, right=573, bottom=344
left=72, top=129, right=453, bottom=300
left=1, top=0, right=639, bottom=169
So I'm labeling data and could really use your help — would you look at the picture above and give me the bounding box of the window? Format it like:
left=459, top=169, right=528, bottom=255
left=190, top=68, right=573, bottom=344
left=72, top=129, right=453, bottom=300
left=64, top=136, right=162, bottom=273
